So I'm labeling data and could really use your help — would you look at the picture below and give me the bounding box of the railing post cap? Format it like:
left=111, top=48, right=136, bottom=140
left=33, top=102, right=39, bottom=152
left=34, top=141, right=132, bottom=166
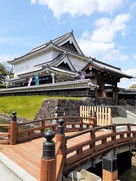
left=43, top=130, right=55, bottom=159
left=12, top=111, right=16, bottom=116
left=11, top=111, right=17, bottom=122
left=43, top=130, right=55, bottom=141
left=58, top=118, right=64, bottom=125
left=57, top=118, right=65, bottom=135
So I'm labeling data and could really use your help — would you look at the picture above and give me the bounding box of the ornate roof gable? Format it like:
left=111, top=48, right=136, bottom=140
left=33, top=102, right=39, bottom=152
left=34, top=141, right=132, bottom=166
left=8, top=31, right=84, bottom=64
left=52, top=31, right=84, bottom=55
left=36, top=52, right=77, bottom=72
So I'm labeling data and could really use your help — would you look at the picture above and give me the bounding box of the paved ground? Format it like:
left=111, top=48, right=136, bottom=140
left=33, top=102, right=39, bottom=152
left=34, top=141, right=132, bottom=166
left=112, top=117, right=136, bottom=124
left=0, top=153, right=37, bottom=181
left=0, top=162, right=22, bottom=181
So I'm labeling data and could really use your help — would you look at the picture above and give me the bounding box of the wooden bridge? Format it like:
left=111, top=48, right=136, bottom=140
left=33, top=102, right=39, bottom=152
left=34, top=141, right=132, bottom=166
left=0, top=112, right=136, bottom=181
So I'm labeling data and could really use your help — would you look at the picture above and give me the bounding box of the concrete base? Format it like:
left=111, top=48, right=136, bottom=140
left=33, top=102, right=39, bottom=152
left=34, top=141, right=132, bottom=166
left=80, top=169, right=102, bottom=181
left=63, top=169, right=102, bottom=181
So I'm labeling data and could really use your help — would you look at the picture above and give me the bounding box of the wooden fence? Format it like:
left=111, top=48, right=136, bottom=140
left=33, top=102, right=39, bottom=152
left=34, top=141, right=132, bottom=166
left=80, top=105, right=112, bottom=126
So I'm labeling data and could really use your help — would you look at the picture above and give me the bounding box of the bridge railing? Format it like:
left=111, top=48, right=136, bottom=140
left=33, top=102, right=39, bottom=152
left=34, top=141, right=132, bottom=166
left=40, top=120, right=136, bottom=181
left=17, top=116, right=95, bottom=143
left=0, top=124, right=10, bottom=144
left=40, top=119, right=66, bottom=181
left=0, top=112, right=96, bottom=145
left=64, top=123, right=136, bottom=173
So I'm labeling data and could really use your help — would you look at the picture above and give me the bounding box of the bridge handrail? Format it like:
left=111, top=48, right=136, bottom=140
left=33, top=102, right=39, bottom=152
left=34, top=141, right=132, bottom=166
left=66, top=124, right=113, bottom=140
left=0, top=124, right=10, bottom=127
left=64, top=123, right=136, bottom=173
left=55, top=139, right=65, bottom=181
left=66, top=123, right=136, bottom=140
left=66, top=123, right=134, bottom=140
left=13, top=115, right=135, bottom=181
left=18, top=116, right=91, bottom=126
left=0, top=115, right=95, bottom=145
left=0, top=123, right=10, bottom=144
left=16, top=116, right=94, bottom=143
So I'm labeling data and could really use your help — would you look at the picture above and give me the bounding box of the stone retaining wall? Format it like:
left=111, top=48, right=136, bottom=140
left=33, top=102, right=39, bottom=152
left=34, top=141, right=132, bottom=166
left=0, top=98, right=94, bottom=124
left=34, top=98, right=94, bottom=121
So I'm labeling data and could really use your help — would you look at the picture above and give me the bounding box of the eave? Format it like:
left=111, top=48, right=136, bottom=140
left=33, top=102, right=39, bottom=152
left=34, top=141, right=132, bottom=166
left=81, top=58, right=133, bottom=79
left=8, top=42, right=89, bottom=65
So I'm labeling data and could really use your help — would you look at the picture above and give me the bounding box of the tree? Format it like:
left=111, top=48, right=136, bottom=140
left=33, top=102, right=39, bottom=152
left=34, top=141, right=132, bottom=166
left=129, top=84, right=136, bottom=88
left=0, top=63, right=9, bottom=84
left=1, top=62, right=14, bottom=78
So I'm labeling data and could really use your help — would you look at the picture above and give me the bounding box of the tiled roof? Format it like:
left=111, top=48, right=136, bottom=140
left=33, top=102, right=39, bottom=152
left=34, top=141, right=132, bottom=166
left=91, top=59, right=132, bottom=78
left=23, top=32, right=73, bottom=54
left=81, top=58, right=132, bottom=79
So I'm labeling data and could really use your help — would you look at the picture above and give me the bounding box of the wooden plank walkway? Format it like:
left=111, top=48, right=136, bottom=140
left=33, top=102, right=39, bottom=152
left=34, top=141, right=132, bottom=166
left=0, top=131, right=110, bottom=180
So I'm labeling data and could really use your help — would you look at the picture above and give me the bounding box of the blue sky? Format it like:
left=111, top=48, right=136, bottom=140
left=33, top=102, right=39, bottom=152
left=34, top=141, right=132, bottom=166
left=0, top=0, right=136, bottom=88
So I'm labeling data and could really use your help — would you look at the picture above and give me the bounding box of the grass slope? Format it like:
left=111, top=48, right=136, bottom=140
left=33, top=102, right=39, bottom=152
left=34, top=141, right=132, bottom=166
left=0, top=95, right=83, bottom=120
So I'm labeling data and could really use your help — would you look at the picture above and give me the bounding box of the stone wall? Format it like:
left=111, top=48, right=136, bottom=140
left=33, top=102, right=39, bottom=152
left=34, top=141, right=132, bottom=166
left=0, top=98, right=94, bottom=124
left=0, top=113, right=31, bottom=124
left=34, top=98, right=94, bottom=122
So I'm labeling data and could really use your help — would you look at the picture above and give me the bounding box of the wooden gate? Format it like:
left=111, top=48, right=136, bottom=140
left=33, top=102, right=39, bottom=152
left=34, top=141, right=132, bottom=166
left=80, top=105, right=112, bottom=126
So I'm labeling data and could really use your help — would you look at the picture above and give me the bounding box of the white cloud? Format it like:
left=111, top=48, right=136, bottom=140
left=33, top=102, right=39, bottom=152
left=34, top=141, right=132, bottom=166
left=133, top=55, right=136, bottom=60
left=124, top=68, right=136, bottom=77
left=31, top=0, right=123, bottom=19
left=96, top=0, right=123, bottom=13
left=31, top=0, right=37, bottom=4
left=118, top=68, right=136, bottom=88
left=0, top=37, right=24, bottom=44
left=78, top=13, right=130, bottom=62
left=92, top=13, right=130, bottom=43
left=118, top=78, right=134, bottom=88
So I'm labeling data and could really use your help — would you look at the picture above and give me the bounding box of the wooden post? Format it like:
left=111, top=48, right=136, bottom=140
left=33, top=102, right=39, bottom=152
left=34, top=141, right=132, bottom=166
left=127, top=124, right=131, bottom=139
left=40, top=130, right=56, bottom=181
left=90, top=129, right=95, bottom=150
left=56, top=119, right=66, bottom=181
left=40, top=120, right=45, bottom=134
left=89, top=110, right=93, bottom=128
left=80, top=117, right=83, bottom=131
left=93, top=111, right=97, bottom=127
left=89, top=111, right=97, bottom=128
left=111, top=124, right=116, bottom=141
left=56, top=119, right=66, bottom=156
left=102, top=155, right=118, bottom=181
left=10, top=112, right=18, bottom=145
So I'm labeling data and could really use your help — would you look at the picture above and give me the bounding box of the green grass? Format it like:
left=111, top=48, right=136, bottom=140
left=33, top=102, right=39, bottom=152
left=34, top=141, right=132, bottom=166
left=0, top=95, right=83, bottom=120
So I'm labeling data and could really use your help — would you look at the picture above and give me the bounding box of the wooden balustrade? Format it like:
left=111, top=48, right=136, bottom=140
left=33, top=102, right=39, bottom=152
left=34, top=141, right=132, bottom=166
left=40, top=118, right=65, bottom=181
left=0, top=121, right=10, bottom=144
left=6, top=115, right=95, bottom=144
left=64, top=124, right=136, bottom=173
left=39, top=122, right=136, bottom=180
left=1, top=112, right=136, bottom=181
left=0, top=131, right=10, bottom=144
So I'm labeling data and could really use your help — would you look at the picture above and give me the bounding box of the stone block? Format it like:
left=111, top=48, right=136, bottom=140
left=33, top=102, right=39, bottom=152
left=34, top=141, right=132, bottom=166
left=80, top=169, right=102, bottom=181
left=67, top=171, right=85, bottom=180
